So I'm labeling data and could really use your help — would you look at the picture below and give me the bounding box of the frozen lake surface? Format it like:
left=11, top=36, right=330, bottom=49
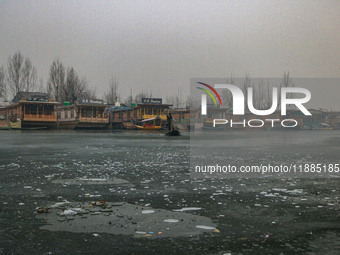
left=0, top=130, right=340, bottom=254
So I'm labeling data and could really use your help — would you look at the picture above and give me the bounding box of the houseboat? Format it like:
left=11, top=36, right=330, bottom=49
left=137, top=98, right=172, bottom=121
left=136, top=98, right=172, bottom=129
left=0, top=92, right=58, bottom=129
left=105, top=104, right=140, bottom=130
left=327, top=111, right=340, bottom=129
left=57, top=98, right=109, bottom=129
left=0, top=98, right=10, bottom=129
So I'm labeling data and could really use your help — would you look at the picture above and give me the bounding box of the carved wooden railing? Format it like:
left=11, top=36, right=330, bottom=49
left=24, top=114, right=57, bottom=121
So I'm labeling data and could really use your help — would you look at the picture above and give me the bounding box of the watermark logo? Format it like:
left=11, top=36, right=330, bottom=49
left=197, top=82, right=312, bottom=128
left=199, top=83, right=311, bottom=116
left=196, top=82, right=223, bottom=115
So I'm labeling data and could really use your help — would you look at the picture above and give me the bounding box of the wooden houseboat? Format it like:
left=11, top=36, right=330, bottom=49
left=57, top=98, right=109, bottom=129
left=326, top=111, right=340, bottom=129
left=136, top=98, right=172, bottom=129
left=0, top=92, right=58, bottom=129
left=0, top=98, right=10, bottom=129
left=106, top=105, right=140, bottom=130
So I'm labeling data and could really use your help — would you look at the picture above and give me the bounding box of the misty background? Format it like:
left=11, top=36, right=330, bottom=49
left=0, top=0, right=340, bottom=109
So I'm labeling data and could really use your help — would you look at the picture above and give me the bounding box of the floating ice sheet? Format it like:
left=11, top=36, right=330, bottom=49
left=36, top=202, right=217, bottom=238
left=52, top=177, right=130, bottom=186
left=172, top=207, right=202, bottom=212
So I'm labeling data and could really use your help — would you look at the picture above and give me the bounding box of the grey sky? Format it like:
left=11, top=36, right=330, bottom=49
left=1, top=0, right=340, bottom=104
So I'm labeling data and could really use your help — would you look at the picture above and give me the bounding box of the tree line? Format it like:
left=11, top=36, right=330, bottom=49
left=0, top=51, right=295, bottom=110
left=0, top=51, right=95, bottom=104
left=188, top=73, right=295, bottom=110
left=0, top=51, right=165, bottom=106
left=221, top=73, right=294, bottom=110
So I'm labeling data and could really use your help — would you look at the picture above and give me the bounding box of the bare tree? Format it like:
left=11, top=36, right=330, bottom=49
left=6, top=52, right=24, bottom=97
left=63, top=67, right=76, bottom=103
left=281, top=71, right=294, bottom=88
left=126, top=89, right=133, bottom=106
left=174, top=88, right=183, bottom=108
left=247, top=73, right=294, bottom=111
left=276, top=71, right=294, bottom=109
left=263, top=80, right=273, bottom=110
left=104, top=75, right=119, bottom=105
left=62, top=67, right=91, bottom=104
left=243, top=73, right=252, bottom=97
left=6, top=52, right=37, bottom=98
left=21, top=58, right=37, bottom=92
left=134, top=91, right=149, bottom=103
left=47, top=59, right=65, bottom=102
left=166, top=95, right=175, bottom=105
left=80, top=78, right=96, bottom=99
left=222, top=74, right=235, bottom=109
left=0, top=66, right=5, bottom=99
left=37, top=77, right=46, bottom=93
left=185, top=95, right=192, bottom=109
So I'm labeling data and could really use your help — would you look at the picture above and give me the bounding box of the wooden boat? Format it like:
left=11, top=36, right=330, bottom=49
left=165, top=130, right=181, bottom=136
left=165, top=113, right=181, bottom=136
left=123, top=121, right=137, bottom=130
left=136, top=116, right=163, bottom=130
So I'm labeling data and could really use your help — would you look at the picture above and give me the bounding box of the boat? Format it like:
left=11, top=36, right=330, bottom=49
left=320, top=123, right=333, bottom=130
left=164, top=113, right=181, bottom=136
left=165, top=130, right=181, bottom=136
left=136, top=116, right=163, bottom=130
left=304, top=122, right=333, bottom=130
left=122, top=121, right=137, bottom=130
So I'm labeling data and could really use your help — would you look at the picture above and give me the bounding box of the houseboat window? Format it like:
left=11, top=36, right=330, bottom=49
left=81, top=108, right=93, bottom=118
left=65, top=111, right=68, bottom=119
left=38, top=105, right=43, bottom=115
left=44, top=106, right=53, bottom=115
left=71, top=110, right=74, bottom=118
left=127, top=111, right=130, bottom=118
left=146, top=108, right=152, bottom=115
left=119, top=112, right=123, bottom=120
left=25, top=104, right=37, bottom=115
left=57, top=112, right=61, bottom=119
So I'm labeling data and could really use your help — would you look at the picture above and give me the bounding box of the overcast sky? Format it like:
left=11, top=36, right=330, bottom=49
left=1, top=0, right=340, bottom=105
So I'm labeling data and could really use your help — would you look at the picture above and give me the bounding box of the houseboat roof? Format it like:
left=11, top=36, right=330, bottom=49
left=76, top=103, right=108, bottom=107
left=18, top=100, right=58, bottom=104
left=12, top=91, right=52, bottom=103
left=105, top=105, right=134, bottom=112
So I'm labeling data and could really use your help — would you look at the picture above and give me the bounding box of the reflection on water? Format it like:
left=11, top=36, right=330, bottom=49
left=0, top=130, right=339, bottom=254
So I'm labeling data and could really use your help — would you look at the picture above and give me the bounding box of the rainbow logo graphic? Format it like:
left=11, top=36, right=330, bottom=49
left=196, top=82, right=223, bottom=106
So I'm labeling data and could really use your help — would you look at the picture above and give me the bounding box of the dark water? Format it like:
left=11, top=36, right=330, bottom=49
left=0, top=130, right=339, bottom=254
